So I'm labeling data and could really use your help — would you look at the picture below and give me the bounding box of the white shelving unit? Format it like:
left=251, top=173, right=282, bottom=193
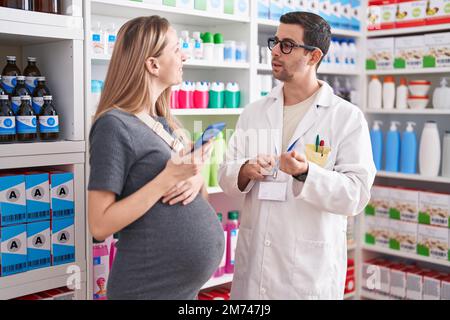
left=366, top=67, right=450, bottom=75
left=0, top=1, right=87, bottom=300
left=367, top=24, right=450, bottom=38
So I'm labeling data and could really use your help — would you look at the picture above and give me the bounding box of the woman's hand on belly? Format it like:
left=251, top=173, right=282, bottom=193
left=162, top=173, right=204, bottom=206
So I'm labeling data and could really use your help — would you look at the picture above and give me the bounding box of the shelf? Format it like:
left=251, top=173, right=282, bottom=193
left=0, top=264, right=86, bottom=300
left=376, top=171, right=450, bottom=184
left=0, top=141, right=85, bottom=158
left=258, top=63, right=360, bottom=75
left=365, top=109, right=450, bottom=115
left=367, top=24, right=450, bottom=38
left=0, top=151, right=85, bottom=170
left=0, top=7, right=83, bottom=44
left=201, top=273, right=233, bottom=290
left=91, top=0, right=250, bottom=25
left=257, top=19, right=362, bottom=37
left=362, top=245, right=450, bottom=267
left=172, top=108, right=243, bottom=116
left=366, top=67, right=450, bottom=75
left=360, top=289, right=398, bottom=300
left=207, top=187, right=223, bottom=194
left=92, top=55, right=250, bottom=70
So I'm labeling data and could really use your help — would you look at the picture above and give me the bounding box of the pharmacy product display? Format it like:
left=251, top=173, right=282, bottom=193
left=258, top=0, right=361, bottom=31
left=362, top=257, right=450, bottom=300
left=365, top=185, right=449, bottom=261
left=322, top=37, right=358, bottom=70
left=419, top=121, right=441, bottom=176
left=91, top=21, right=117, bottom=56
left=0, top=0, right=62, bottom=14
left=171, top=81, right=241, bottom=109
left=367, top=0, right=450, bottom=31
left=0, top=57, right=60, bottom=143
left=370, top=120, right=383, bottom=170
left=367, top=32, right=450, bottom=71
left=158, top=0, right=249, bottom=17
left=433, top=78, right=450, bottom=110
left=13, top=286, right=75, bottom=300
left=0, top=171, right=75, bottom=277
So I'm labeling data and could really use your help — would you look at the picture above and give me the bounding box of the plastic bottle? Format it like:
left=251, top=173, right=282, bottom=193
left=192, top=31, right=203, bottom=60
left=93, top=239, right=109, bottom=300
left=209, top=131, right=226, bottom=187
left=32, top=77, right=51, bottom=115
left=396, top=78, right=408, bottom=110
left=178, top=81, right=192, bottom=109
left=385, top=121, right=401, bottom=172
left=432, top=77, right=450, bottom=110
left=193, top=81, right=209, bottom=109
left=180, top=30, right=192, bottom=59
left=345, top=78, right=358, bottom=105
left=383, top=76, right=395, bottom=109
left=224, top=40, right=236, bottom=62
left=370, top=120, right=383, bottom=171
left=39, top=95, right=59, bottom=141
left=340, top=39, right=350, bottom=67
left=419, top=121, right=441, bottom=177
left=213, top=33, right=224, bottom=63
left=23, top=57, right=41, bottom=94
left=332, top=38, right=341, bottom=67
left=194, top=131, right=211, bottom=185
left=400, top=121, right=417, bottom=174
left=224, top=82, right=240, bottom=108
left=33, top=0, right=62, bottom=14
left=105, top=23, right=117, bottom=56
left=170, top=84, right=180, bottom=109
left=348, top=39, right=357, bottom=69
left=209, top=82, right=224, bottom=108
left=11, top=76, right=31, bottom=114
left=1, top=56, right=21, bottom=95
left=325, top=38, right=334, bottom=67
left=91, top=80, right=103, bottom=114
left=202, top=32, right=214, bottom=62
left=225, top=210, right=239, bottom=274
left=213, top=212, right=226, bottom=278
left=368, top=75, right=382, bottom=109
left=91, top=21, right=105, bottom=55
left=109, top=233, right=119, bottom=270
left=0, top=94, right=15, bottom=143
left=16, top=95, right=36, bottom=142
left=235, top=41, right=247, bottom=63
left=442, top=131, right=450, bottom=178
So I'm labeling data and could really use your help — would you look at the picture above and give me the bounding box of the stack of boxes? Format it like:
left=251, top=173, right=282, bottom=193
left=364, top=185, right=450, bottom=262
left=0, top=171, right=75, bottom=278
left=14, top=286, right=75, bottom=300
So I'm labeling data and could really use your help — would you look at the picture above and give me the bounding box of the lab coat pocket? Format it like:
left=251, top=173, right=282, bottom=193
left=291, top=238, right=337, bottom=299
left=233, top=226, right=253, bottom=281
left=304, top=144, right=331, bottom=168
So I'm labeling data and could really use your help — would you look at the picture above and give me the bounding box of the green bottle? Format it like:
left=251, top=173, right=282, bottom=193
left=209, top=131, right=226, bottom=187
left=194, top=131, right=211, bottom=186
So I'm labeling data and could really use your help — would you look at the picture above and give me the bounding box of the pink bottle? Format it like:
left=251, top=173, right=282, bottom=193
left=109, top=233, right=119, bottom=270
left=225, top=211, right=239, bottom=274
left=170, top=84, right=180, bottom=109
left=93, top=240, right=109, bottom=300
left=178, top=81, right=192, bottom=109
left=193, top=81, right=209, bottom=109
left=214, top=213, right=226, bottom=277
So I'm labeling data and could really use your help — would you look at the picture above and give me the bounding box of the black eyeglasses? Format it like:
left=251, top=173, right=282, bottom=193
left=267, top=37, right=317, bottom=54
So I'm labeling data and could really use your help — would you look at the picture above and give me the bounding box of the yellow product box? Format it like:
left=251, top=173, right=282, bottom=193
left=419, top=191, right=449, bottom=228
left=389, top=187, right=419, bottom=222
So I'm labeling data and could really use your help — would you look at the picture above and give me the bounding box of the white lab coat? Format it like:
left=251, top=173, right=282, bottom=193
left=218, top=80, right=376, bottom=300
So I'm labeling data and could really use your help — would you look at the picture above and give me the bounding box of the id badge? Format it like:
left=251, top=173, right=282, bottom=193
left=258, top=174, right=287, bottom=202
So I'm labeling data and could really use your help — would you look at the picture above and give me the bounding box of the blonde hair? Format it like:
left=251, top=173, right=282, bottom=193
left=94, top=15, right=182, bottom=136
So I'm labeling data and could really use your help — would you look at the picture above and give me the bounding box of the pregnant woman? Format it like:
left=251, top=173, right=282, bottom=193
left=88, top=15, right=224, bottom=300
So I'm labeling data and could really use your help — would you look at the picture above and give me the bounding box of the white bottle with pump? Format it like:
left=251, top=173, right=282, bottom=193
left=419, top=121, right=441, bottom=177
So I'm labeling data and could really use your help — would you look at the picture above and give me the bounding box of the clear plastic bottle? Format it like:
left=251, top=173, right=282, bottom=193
left=105, top=23, right=117, bottom=56
left=180, top=30, right=192, bottom=60
left=91, top=21, right=105, bottom=55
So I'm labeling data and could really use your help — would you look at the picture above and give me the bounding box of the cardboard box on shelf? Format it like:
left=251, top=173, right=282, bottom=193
left=406, top=267, right=430, bottom=300
left=50, top=172, right=74, bottom=220
left=389, top=187, right=419, bottom=222
left=0, top=174, right=26, bottom=226
left=25, top=172, right=50, bottom=223
left=362, top=258, right=385, bottom=290
left=367, top=0, right=397, bottom=30
left=417, top=224, right=449, bottom=261
left=257, top=0, right=270, bottom=19
left=394, top=35, right=426, bottom=69
left=27, top=220, right=51, bottom=271
left=423, top=271, right=446, bottom=300
left=423, top=32, right=450, bottom=68
left=366, top=186, right=392, bottom=218
left=366, top=37, right=395, bottom=70
left=425, top=0, right=450, bottom=25
left=441, top=275, right=450, bottom=300
left=395, top=0, right=427, bottom=28
left=389, top=263, right=415, bottom=298
left=419, top=191, right=450, bottom=228
left=0, top=223, right=27, bottom=276
left=51, top=217, right=75, bottom=266
left=389, top=220, right=417, bottom=253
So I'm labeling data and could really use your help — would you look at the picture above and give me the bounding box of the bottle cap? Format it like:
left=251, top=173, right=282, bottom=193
left=217, top=212, right=223, bottom=222
left=406, top=121, right=416, bottom=132
left=390, top=121, right=400, bottom=131
left=384, top=76, right=394, bottom=83
left=228, top=211, right=239, bottom=220
left=16, top=76, right=25, bottom=81
left=43, top=95, right=52, bottom=100
left=400, top=78, right=407, bottom=85
left=202, top=32, right=214, bottom=43
left=6, top=56, right=16, bottom=61
left=214, top=33, right=224, bottom=44
left=27, top=57, right=36, bottom=62
left=371, top=75, right=379, bottom=80
left=37, top=76, right=46, bottom=81
left=373, top=120, right=383, bottom=130
left=21, top=95, right=31, bottom=100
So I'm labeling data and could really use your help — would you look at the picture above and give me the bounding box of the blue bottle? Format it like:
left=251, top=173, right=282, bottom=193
left=385, top=121, right=401, bottom=172
left=370, top=120, right=383, bottom=171
left=400, top=121, right=417, bottom=174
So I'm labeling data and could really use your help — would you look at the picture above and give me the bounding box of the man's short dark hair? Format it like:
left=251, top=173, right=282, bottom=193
left=280, top=11, right=331, bottom=68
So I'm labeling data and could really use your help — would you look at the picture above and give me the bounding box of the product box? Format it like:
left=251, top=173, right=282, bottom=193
left=441, top=275, right=450, bottom=300
left=207, top=0, right=224, bottom=13
left=362, top=258, right=383, bottom=290
left=27, top=220, right=51, bottom=271
left=224, top=0, right=234, bottom=14
left=389, top=263, right=415, bottom=298
left=50, top=172, right=74, bottom=220
left=423, top=271, right=446, bottom=299
left=406, top=267, right=429, bottom=300
left=258, top=0, right=270, bottom=19
left=389, top=187, right=419, bottom=222
left=345, top=259, right=356, bottom=294
left=364, top=216, right=391, bottom=247
left=270, top=0, right=284, bottom=20
left=25, top=172, right=50, bottom=223
left=367, top=0, right=397, bottom=30
left=194, top=0, right=207, bottom=10
left=283, top=0, right=296, bottom=14
left=234, top=0, right=249, bottom=16
left=162, top=0, right=176, bottom=6
left=365, top=186, right=391, bottom=218
left=319, top=0, right=332, bottom=23
left=339, top=0, right=352, bottom=30
left=308, top=0, right=320, bottom=14
left=366, top=37, right=395, bottom=70
left=350, top=0, right=361, bottom=30
left=329, top=0, right=341, bottom=29
left=425, top=0, right=450, bottom=25
left=394, top=35, right=426, bottom=69
left=423, top=32, right=450, bottom=68
left=419, top=191, right=450, bottom=228
left=0, top=174, right=26, bottom=226
left=417, top=224, right=449, bottom=260
left=176, top=0, right=195, bottom=9
left=377, top=260, right=394, bottom=294
left=0, top=223, right=27, bottom=276
left=51, top=217, right=75, bottom=266
left=389, top=220, right=417, bottom=253
left=395, top=0, right=427, bottom=28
